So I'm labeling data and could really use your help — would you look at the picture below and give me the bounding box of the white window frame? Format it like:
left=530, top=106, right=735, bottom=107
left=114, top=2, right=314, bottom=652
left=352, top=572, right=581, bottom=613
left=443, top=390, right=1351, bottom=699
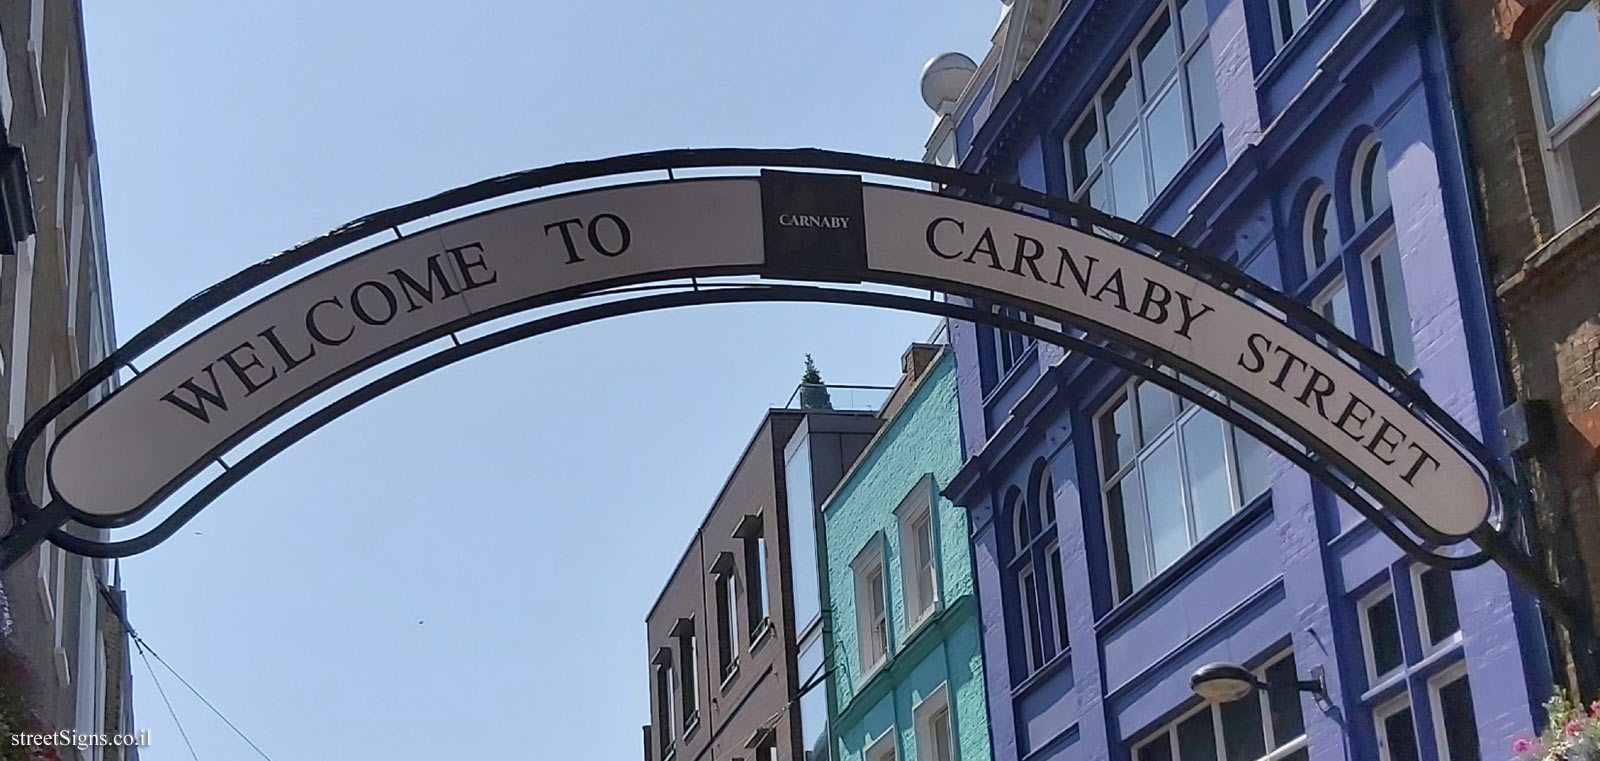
left=1351, top=137, right=1392, bottom=229
left=1525, top=1, right=1600, bottom=227
left=1131, top=650, right=1308, bottom=761
left=1426, top=662, right=1474, bottom=761
left=913, top=682, right=954, bottom=761
left=1044, top=541, right=1070, bottom=653
left=1357, top=582, right=1404, bottom=686
left=1359, top=231, right=1415, bottom=371
left=1374, top=695, right=1416, bottom=761
left=713, top=566, right=740, bottom=682
left=897, top=475, right=941, bottom=632
left=866, top=725, right=899, bottom=761
left=1065, top=0, right=1217, bottom=219
left=65, top=171, right=84, bottom=343
left=655, top=658, right=677, bottom=757
left=1017, top=562, right=1045, bottom=673
left=27, top=0, right=44, bottom=114
left=1409, top=564, right=1461, bottom=656
left=1302, top=187, right=1338, bottom=274
left=1267, top=0, right=1314, bottom=51
left=853, top=536, right=891, bottom=677
left=1094, top=377, right=1252, bottom=601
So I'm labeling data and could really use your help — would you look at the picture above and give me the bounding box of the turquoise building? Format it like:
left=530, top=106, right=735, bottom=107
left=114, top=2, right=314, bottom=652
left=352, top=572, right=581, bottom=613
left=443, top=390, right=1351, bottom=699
left=820, top=346, right=990, bottom=761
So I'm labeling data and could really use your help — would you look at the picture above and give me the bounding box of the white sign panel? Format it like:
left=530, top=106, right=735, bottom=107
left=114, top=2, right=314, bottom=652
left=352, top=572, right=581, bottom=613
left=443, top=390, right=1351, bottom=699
left=50, top=179, right=767, bottom=519
left=860, top=185, right=1488, bottom=537
left=45, top=172, right=1491, bottom=540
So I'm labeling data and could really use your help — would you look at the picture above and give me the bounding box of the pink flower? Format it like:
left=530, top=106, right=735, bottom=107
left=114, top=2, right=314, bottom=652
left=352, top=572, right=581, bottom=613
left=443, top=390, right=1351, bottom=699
left=1569, top=718, right=1586, bottom=736
left=1514, top=737, right=1533, bottom=753
left=1590, top=700, right=1600, bottom=717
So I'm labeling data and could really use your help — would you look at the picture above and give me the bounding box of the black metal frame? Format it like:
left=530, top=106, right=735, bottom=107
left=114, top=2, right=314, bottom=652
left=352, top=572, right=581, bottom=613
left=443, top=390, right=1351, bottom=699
left=0, top=148, right=1586, bottom=649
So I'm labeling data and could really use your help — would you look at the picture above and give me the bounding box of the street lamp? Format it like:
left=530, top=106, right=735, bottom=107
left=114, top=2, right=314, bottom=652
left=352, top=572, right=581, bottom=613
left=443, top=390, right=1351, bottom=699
left=1190, top=662, right=1330, bottom=709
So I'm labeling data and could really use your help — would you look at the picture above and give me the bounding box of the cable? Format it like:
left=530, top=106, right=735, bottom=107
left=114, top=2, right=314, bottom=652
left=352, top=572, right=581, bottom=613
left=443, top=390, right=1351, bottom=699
left=136, top=640, right=199, bottom=761
left=140, top=642, right=275, bottom=761
left=98, top=581, right=275, bottom=761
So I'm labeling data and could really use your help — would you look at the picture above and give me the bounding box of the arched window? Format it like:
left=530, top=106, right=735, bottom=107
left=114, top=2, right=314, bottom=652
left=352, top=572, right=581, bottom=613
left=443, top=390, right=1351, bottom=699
left=1352, top=139, right=1392, bottom=227
left=1011, top=490, right=1032, bottom=555
left=1302, top=187, right=1338, bottom=273
left=1037, top=470, right=1058, bottom=528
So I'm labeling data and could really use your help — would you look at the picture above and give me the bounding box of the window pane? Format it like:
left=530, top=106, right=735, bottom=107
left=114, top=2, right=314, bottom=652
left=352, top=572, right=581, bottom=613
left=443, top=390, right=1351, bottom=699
left=1139, top=12, right=1179, bottom=94
left=1148, top=81, right=1189, bottom=192
left=1418, top=567, right=1460, bottom=645
left=1048, top=545, right=1070, bottom=650
left=1021, top=566, right=1045, bottom=667
left=1437, top=675, right=1480, bottom=761
left=1539, top=6, right=1600, bottom=123
left=1138, top=381, right=1179, bottom=442
left=915, top=515, right=937, bottom=616
left=1087, top=173, right=1111, bottom=216
left=1265, top=655, right=1306, bottom=745
left=931, top=706, right=954, bottom=761
left=1307, top=194, right=1337, bottom=270
left=1382, top=706, right=1420, bottom=761
left=1144, top=437, right=1189, bottom=571
left=1110, top=134, right=1151, bottom=220
left=1233, top=425, right=1273, bottom=502
left=1179, top=0, right=1208, bottom=48
left=1316, top=278, right=1355, bottom=340
left=1358, top=146, right=1392, bottom=222
left=1101, top=395, right=1138, bottom=474
left=1138, top=737, right=1175, bottom=761
left=1367, top=239, right=1415, bottom=368
left=1221, top=696, right=1267, bottom=761
left=1104, top=64, right=1140, bottom=140
left=1177, top=710, right=1219, bottom=761
left=1559, top=112, right=1600, bottom=216
left=1186, top=40, right=1220, bottom=144
left=1365, top=592, right=1403, bottom=678
left=1183, top=410, right=1234, bottom=538
left=1107, top=476, right=1149, bottom=597
left=1070, top=116, right=1103, bottom=189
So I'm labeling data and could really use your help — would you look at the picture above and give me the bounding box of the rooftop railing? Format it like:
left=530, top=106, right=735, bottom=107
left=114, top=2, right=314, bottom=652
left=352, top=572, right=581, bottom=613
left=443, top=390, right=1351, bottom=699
left=782, top=384, right=893, bottom=412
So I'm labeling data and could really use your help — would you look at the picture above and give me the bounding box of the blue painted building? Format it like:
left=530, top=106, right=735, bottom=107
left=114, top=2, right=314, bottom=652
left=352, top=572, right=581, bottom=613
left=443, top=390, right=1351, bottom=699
left=922, top=1, right=1551, bottom=760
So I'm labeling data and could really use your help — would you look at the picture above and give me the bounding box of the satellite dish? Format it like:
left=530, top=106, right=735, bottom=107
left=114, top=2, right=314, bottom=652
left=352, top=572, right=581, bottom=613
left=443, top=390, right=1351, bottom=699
left=921, top=52, right=978, bottom=113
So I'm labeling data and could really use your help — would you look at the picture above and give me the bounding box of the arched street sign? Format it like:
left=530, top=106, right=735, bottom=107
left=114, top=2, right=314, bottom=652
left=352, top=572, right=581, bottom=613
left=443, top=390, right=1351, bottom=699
left=45, top=170, right=1490, bottom=539
left=7, top=149, right=1574, bottom=638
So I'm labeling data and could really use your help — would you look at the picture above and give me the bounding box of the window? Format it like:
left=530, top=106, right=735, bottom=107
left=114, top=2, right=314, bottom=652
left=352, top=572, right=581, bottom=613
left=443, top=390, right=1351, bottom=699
left=1302, top=188, right=1339, bottom=273
left=1375, top=697, right=1420, bottom=761
left=1428, top=665, right=1480, bottom=761
left=853, top=540, right=890, bottom=674
left=654, top=654, right=677, bottom=758
left=713, top=561, right=740, bottom=680
left=1267, top=0, right=1315, bottom=51
left=898, top=478, right=940, bottom=628
left=1412, top=564, right=1460, bottom=653
left=1066, top=0, right=1218, bottom=220
left=1352, top=139, right=1393, bottom=228
left=1097, top=378, right=1270, bottom=600
left=1134, top=649, right=1308, bottom=761
left=741, top=520, right=770, bottom=640
left=1313, top=276, right=1356, bottom=345
left=673, top=621, right=699, bottom=732
left=867, top=728, right=898, bottom=761
left=1018, top=563, right=1046, bottom=671
left=914, top=684, right=955, bottom=761
left=1361, top=232, right=1415, bottom=369
left=990, top=304, right=1034, bottom=380
left=1358, top=583, right=1404, bottom=685
left=1528, top=2, right=1600, bottom=226
left=1045, top=542, right=1070, bottom=652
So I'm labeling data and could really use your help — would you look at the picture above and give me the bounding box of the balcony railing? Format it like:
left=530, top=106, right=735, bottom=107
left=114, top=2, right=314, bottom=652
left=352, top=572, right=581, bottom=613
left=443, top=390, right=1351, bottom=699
left=783, top=384, right=893, bottom=412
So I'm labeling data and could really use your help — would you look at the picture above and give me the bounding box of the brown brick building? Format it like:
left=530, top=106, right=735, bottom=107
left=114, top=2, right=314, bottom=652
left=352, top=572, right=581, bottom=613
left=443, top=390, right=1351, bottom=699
left=1444, top=0, right=1600, bottom=689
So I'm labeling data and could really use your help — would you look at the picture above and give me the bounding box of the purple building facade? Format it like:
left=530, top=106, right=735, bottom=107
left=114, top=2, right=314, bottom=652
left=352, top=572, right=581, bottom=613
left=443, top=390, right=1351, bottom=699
left=924, top=0, right=1553, bottom=759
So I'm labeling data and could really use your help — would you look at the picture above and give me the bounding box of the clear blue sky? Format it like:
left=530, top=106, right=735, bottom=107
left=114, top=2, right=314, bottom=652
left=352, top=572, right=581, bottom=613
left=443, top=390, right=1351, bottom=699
left=81, top=2, right=997, bottom=758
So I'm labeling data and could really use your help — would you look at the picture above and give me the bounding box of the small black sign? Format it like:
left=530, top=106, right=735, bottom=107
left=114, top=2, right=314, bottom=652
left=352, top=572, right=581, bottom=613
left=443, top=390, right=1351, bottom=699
left=760, top=170, right=868, bottom=282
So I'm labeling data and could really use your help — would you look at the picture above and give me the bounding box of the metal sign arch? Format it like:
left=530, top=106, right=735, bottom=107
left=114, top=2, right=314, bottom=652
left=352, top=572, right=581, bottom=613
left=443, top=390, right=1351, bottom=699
left=0, top=148, right=1571, bottom=634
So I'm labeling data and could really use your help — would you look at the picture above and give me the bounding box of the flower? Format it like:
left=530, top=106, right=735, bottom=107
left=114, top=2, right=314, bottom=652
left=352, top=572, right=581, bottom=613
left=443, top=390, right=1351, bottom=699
left=1568, top=718, right=1585, bottom=736
left=1514, top=737, right=1534, bottom=753
left=1590, top=699, right=1600, bottom=717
